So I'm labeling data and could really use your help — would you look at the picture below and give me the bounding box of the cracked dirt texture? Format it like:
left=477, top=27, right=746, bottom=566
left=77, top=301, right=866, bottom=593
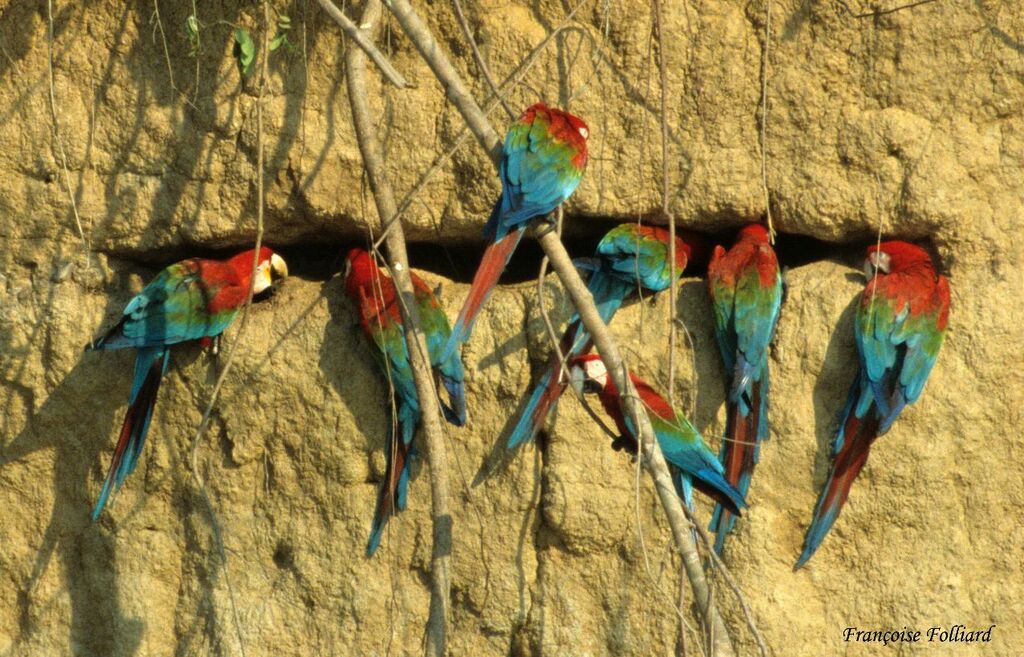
left=1, top=0, right=1023, bottom=656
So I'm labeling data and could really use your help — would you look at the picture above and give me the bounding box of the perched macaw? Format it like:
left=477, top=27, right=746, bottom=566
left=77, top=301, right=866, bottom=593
left=87, top=247, right=288, bottom=520
left=441, top=102, right=590, bottom=364
left=569, top=354, right=747, bottom=516
left=506, top=223, right=690, bottom=449
left=795, top=241, right=950, bottom=568
left=344, top=248, right=466, bottom=556
left=706, top=223, right=783, bottom=554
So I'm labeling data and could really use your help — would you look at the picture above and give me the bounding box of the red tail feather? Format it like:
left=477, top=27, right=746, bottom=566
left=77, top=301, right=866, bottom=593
left=821, top=411, right=879, bottom=515
left=452, top=228, right=525, bottom=342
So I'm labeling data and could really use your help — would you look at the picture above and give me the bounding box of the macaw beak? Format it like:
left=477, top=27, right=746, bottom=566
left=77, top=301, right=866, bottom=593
left=270, top=253, right=289, bottom=281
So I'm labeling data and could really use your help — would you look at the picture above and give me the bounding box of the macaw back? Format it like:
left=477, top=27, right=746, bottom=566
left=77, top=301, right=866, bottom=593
left=706, top=225, right=782, bottom=553
left=796, top=242, right=949, bottom=568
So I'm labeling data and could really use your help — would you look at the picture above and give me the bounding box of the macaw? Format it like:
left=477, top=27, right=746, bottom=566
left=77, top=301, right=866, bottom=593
left=569, top=354, right=746, bottom=516
left=87, top=247, right=289, bottom=520
left=706, top=223, right=783, bottom=554
left=441, top=102, right=590, bottom=364
left=795, top=241, right=950, bottom=568
left=344, top=248, right=466, bottom=556
left=506, top=223, right=690, bottom=449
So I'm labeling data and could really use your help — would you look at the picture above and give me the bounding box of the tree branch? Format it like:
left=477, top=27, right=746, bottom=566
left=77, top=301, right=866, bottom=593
left=344, top=2, right=451, bottom=654
left=383, top=1, right=739, bottom=654
left=315, top=0, right=409, bottom=88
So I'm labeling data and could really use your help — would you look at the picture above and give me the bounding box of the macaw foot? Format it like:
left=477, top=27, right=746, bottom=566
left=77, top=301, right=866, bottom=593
left=610, top=435, right=639, bottom=457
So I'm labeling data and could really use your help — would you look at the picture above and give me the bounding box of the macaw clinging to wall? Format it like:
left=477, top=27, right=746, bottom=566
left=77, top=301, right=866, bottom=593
left=87, top=247, right=289, bottom=520
left=569, top=354, right=747, bottom=516
left=506, top=223, right=690, bottom=449
left=706, top=223, right=783, bottom=554
left=344, top=248, right=466, bottom=556
left=441, top=102, right=590, bottom=364
left=795, top=241, right=950, bottom=568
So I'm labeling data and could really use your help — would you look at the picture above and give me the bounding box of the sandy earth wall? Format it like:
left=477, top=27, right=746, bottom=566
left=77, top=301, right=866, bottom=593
left=1, top=0, right=1022, bottom=655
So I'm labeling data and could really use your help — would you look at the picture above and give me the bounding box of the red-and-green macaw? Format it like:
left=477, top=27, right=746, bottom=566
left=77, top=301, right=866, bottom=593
left=441, top=102, right=590, bottom=364
left=706, top=224, right=783, bottom=554
left=344, top=248, right=466, bottom=557
left=568, top=354, right=747, bottom=516
left=87, top=247, right=288, bottom=520
left=795, top=241, right=950, bottom=568
left=506, top=223, right=690, bottom=449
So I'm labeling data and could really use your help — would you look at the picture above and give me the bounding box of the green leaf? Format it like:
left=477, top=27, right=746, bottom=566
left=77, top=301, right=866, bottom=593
left=185, top=14, right=200, bottom=56
left=185, top=15, right=199, bottom=40
left=233, top=28, right=255, bottom=77
left=269, top=34, right=287, bottom=52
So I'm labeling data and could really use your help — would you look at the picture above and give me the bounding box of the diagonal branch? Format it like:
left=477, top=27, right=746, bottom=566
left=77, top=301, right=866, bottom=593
left=316, top=0, right=409, bottom=88
left=343, top=2, right=451, bottom=654
left=382, top=1, right=741, bottom=655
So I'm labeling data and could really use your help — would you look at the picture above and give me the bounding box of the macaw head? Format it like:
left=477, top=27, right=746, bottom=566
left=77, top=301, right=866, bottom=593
left=343, top=247, right=376, bottom=290
left=865, top=241, right=933, bottom=280
left=228, top=247, right=288, bottom=294
left=252, top=248, right=289, bottom=295
left=569, top=354, right=608, bottom=397
left=737, top=223, right=770, bottom=243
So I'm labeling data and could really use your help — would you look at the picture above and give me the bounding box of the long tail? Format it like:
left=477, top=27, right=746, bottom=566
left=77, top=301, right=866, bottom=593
left=506, top=363, right=566, bottom=449
left=709, top=371, right=768, bottom=554
left=795, top=375, right=880, bottom=569
left=439, top=373, right=467, bottom=426
left=366, top=417, right=416, bottom=557
left=505, top=272, right=631, bottom=449
left=440, top=227, right=526, bottom=364
left=92, top=347, right=169, bottom=520
left=690, top=465, right=746, bottom=517
left=672, top=468, right=700, bottom=545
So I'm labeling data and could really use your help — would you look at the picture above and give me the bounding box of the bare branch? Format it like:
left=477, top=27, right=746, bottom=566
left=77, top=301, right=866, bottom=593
left=315, top=0, right=409, bottom=88
left=345, top=2, right=452, bottom=654
left=383, top=1, right=741, bottom=654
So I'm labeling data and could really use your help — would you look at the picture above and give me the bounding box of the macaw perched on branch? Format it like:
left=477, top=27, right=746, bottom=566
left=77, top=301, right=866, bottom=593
left=506, top=223, right=690, bottom=449
left=569, top=354, right=747, bottom=516
left=796, top=241, right=950, bottom=569
left=706, top=223, right=783, bottom=554
left=87, top=247, right=289, bottom=520
left=344, top=248, right=466, bottom=556
left=441, top=102, right=590, bottom=364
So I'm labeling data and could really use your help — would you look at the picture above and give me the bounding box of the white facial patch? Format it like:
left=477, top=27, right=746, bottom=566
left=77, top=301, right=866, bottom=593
left=252, top=261, right=273, bottom=294
left=868, top=251, right=891, bottom=275
left=582, top=358, right=608, bottom=388
left=578, top=126, right=589, bottom=139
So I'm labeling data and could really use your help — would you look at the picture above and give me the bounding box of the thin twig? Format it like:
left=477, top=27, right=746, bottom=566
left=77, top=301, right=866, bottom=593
left=837, top=0, right=938, bottom=18
left=680, top=503, right=772, bottom=657
left=344, top=2, right=452, bottom=654
left=46, top=0, right=88, bottom=252
left=759, top=0, right=775, bottom=242
left=383, top=1, right=739, bottom=654
left=652, top=3, right=692, bottom=652
left=315, top=0, right=409, bottom=88
left=451, top=0, right=516, bottom=119
left=652, top=0, right=677, bottom=408
left=187, top=4, right=275, bottom=656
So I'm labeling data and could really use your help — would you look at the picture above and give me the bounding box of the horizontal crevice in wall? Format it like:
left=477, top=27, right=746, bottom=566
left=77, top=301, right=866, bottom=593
left=91, top=216, right=942, bottom=285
